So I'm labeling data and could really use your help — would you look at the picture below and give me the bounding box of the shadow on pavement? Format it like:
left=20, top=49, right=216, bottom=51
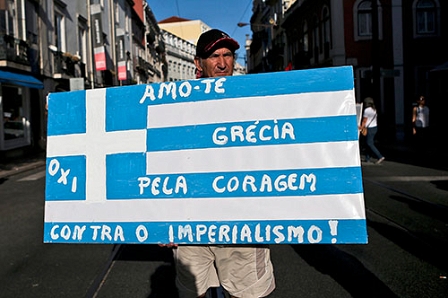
left=367, top=218, right=448, bottom=272
left=115, top=244, right=179, bottom=298
left=292, top=244, right=399, bottom=298
left=115, top=244, right=174, bottom=262
left=389, top=194, right=448, bottom=225
left=431, top=180, right=448, bottom=191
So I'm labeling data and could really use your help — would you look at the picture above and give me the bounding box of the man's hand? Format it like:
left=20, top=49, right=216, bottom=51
left=158, top=243, right=178, bottom=248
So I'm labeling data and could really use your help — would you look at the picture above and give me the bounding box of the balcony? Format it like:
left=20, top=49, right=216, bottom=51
left=137, top=56, right=161, bottom=78
left=51, top=50, right=86, bottom=79
left=0, top=34, right=31, bottom=70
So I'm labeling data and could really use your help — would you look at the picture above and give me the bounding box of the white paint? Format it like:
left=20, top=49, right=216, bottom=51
left=146, top=141, right=361, bottom=174
left=147, top=90, right=355, bottom=129
left=44, top=193, right=366, bottom=222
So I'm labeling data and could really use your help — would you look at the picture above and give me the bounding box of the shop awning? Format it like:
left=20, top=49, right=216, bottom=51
left=0, top=70, right=43, bottom=89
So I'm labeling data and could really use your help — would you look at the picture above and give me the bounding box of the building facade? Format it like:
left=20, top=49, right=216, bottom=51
left=162, top=29, right=196, bottom=82
left=247, top=0, right=447, bottom=143
left=0, top=0, right=166, bottom=158
left=0, top=0, right=43, bottom=153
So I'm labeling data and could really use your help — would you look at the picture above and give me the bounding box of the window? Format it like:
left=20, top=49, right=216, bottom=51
left=78, top=18, right=87, bottom=64
left=322, top=6, right=331, bottom=58
left=354, top=0, right=383, bottom=41
left=1, top=84, right=31, bottom=150
left=54, top=6, right=66, bottom=52
left=2, top=0, right=15, bottom=35
left=415, top=0, right=437, bottom=35
left=291, top=29, right=299, bottom=56
left=125, top=12, right=129, bottom=32
left=312, top=15, right=320, bottom=53
left=3, top=0, right=26, bottom=39
left=75, top=23, right=87, bottom=78
left=358, top=1, right=372, bottom=36
left=15, top=0, right=26, bottom=40
left=115, top=2, right=120, bottom=24
left=2, top=85, right=24, bottom=140
left=322, top=6, right=331, bottom=46
left=25, top=1, right=38, bottom=44
left=301, top=21, right=309, bottom=52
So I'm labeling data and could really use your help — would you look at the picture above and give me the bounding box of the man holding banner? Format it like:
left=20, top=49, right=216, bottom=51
left=44, top=25, right=366, bottom=298
left=166, top=29, right=276, bottom=298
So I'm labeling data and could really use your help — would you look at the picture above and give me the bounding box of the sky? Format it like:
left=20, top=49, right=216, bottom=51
left=146, top=0, right=253, bottom=65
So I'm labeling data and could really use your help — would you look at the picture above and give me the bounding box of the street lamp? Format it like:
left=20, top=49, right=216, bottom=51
left=236, top=19, right=277, bottom=27
left=237, top=22, right=249, bottom=27
left=237, top=18, right=277, bottom=28
left=237, top=18, right=277, bottom=73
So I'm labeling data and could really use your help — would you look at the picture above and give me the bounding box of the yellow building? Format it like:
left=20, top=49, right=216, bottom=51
left=159, top=16, right=211, bottom=45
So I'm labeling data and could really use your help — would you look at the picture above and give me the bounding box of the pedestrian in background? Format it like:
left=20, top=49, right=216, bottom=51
left=359, top=97, right=385, bottom=164
left=412, top=95, right=430, bottom=148
left=160, top=29, right=276, bottom=298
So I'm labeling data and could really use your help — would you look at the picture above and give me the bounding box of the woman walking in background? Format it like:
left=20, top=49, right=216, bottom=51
left=412, top=95, right=430, bottom=149
left=359, top=97, right=385, bottom=164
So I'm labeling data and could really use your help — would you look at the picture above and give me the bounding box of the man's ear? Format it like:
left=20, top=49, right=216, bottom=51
left=194, top=57, right=202, bottom=71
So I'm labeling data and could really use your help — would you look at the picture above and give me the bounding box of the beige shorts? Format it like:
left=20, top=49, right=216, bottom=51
left=173, top=245, right=275, bottom=298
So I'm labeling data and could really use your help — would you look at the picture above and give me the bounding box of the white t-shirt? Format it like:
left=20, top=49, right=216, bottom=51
left=363, top=107, right=377, bottom=128
left=414, top=106, right=429, bottom=128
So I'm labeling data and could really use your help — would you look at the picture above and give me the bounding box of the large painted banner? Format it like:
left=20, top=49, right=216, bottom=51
left=44, top=66, right=367, bottom=245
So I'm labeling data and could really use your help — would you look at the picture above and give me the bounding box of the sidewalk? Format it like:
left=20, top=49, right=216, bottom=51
left=0, top=150, right=46, bottom=179
left=378, top=139, right=446, bottom=170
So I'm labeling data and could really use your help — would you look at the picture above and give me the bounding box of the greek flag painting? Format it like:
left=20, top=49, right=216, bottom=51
left=44, top=66, right=368, bottom=245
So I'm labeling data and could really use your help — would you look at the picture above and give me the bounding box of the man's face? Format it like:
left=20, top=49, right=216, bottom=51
left=195, top=47, right=235, bottom=78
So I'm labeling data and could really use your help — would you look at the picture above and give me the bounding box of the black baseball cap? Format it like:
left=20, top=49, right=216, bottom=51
left=363, top=97, right=374, bottom=105
left=196, top=29, right=240, bottom=58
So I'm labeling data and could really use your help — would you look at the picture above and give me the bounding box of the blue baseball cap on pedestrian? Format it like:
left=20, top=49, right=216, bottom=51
left=196, top=29, right=240, bottom=58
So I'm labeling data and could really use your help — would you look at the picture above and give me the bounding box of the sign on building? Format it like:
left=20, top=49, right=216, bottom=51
left=69, top=78, right=84, bottom=91
left=91, top=4, right=106, bottom=71
left=44, top=66, right=367, bottom=245
left=116, top=34, right=126, bottom=81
